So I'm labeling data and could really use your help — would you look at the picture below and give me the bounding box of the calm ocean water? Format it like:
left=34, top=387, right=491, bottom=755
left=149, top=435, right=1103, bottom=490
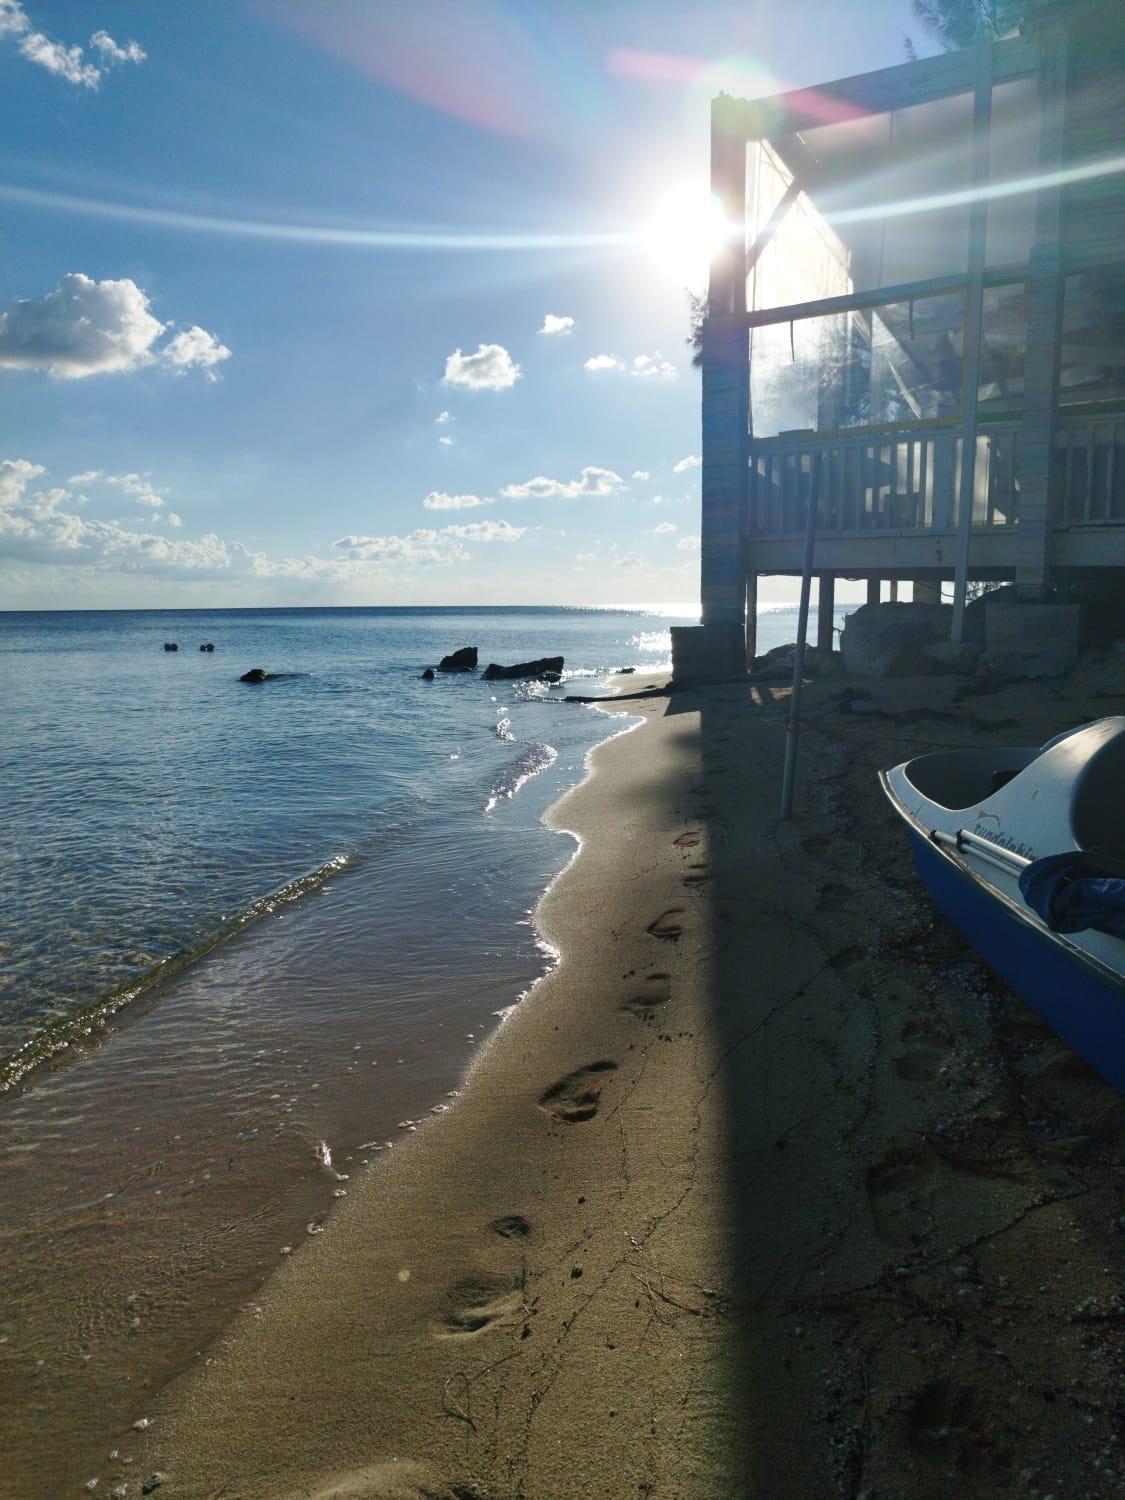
left=0, top=602, right=841, bottom=1084
left=0, top=602, right=844, bottom=1493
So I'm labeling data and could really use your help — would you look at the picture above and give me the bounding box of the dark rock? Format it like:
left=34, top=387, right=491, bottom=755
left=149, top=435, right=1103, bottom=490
left=142, top=1478, right=163, bottom=1497
left=240, top=668, right=270, bottom=683
left=421, top=667, right=435, bottom=681
left=841, top=603, right=952, bottom=677
left=482, top=656, right=564, bottom=681
left=752, top=642, right=840, bottom=681
left=617, top=666, right=636, bottom=674
left=163, top=642, right=178, bottom=652
left=437, top=646, right=478, bottom=672
left=199, top=643, right=215, bottom=652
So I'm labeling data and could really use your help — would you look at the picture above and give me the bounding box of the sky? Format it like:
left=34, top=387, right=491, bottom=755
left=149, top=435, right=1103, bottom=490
left=1, top=0, right=933, bottom=610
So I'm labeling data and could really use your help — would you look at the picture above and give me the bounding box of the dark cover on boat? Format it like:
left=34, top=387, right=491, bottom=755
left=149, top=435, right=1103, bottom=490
left=1019, top=853, right=1125, bottom=939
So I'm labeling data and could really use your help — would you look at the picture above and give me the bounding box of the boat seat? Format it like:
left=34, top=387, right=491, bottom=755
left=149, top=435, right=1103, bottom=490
left=1073, top=731, right=1125, bottom=860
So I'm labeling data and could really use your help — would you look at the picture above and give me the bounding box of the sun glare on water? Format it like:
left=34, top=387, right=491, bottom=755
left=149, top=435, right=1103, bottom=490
left=640, top=181, right=735, bottom=287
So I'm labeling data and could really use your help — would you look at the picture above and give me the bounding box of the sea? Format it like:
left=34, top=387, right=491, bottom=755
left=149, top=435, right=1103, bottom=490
left=0, top=602, right=844, bottom=1493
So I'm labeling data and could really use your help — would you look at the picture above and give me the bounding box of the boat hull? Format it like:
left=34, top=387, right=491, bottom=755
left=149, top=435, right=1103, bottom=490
left=909, top=832, right=1125, bottom=1092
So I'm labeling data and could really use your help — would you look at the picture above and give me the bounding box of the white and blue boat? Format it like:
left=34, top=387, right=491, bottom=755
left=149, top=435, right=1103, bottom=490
left=881, top=717, right=1125, bottom=1091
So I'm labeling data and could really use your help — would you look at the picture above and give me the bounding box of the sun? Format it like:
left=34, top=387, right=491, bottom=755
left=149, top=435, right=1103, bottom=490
left=639, top=181, right=736, bottom=288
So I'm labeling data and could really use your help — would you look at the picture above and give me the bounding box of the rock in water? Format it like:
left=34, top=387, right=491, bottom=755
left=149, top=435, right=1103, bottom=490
left=163, top=642, right=178, bottom=652
left=421, top=667, right=435, bottom=681
left=199, top=643, right=215, bottom=652
left=481, top=656, right=564, bottom=681
left=437, top=646, right=478, bottom=672
left=240, top=668, right=270, bottom=683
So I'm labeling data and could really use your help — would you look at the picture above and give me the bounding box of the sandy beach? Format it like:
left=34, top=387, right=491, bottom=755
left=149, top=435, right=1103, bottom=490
left=124, top=667, right=1125, bottom=1499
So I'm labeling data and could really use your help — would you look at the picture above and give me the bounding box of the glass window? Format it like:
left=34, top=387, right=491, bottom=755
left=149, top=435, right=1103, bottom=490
left=986, top=78, right=1041, bottom=268
left=748, top=93, right=974, bottom=309
left=1059, top=270, right=1125, bottom=406
left=749, top=290, right=966, bottom=438
left=977, top=282, right=1027, bottom=412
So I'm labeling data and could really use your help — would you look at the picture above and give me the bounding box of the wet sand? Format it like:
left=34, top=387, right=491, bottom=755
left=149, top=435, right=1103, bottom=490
left=122, top=668, right=1125, bottom=1499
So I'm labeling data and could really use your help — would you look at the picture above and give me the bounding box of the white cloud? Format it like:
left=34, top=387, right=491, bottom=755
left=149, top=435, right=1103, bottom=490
left=501, top=466, right=623, bottom=501
left=673, top=454, right=701, bottom=473
left=438, top=435, right=454, bottom=446
left=0, top=4, right=144, bottom=87
left=67, top=469, right=165, bottom=509
left=434, top=410, right=452, bottom=424
left=585, top=352, right=676, bottom=379
left=335, top=519, right=524, bottom=565
left=2, top=456, right=526, bottom=582
left=539, top=314, right=574, bottom=336
left=441, top=520, right=524, bottom=543
left=632, top=353, right=677, bottom=379
left=0, top=457, right=45, bottom=504
left=632, top=470, right=650, bottom=481
left=613, top=551, right=645, bottom=571
left=162, top=326, right=232, bottom=381
left=89, top=29, right=145, bottom=64
left=677, top=535, right=701, bottom=551
left=443, top=343, right=520, bottom=391
left=652, top=521, right=677, bottom=534
left=0, top=274, right=229, bottom=381
left=422, top=491, right=493, bottom=511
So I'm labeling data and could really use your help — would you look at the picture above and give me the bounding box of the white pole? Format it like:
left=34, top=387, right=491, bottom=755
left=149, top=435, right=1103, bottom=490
left=779, top=451, right=821, bottom=820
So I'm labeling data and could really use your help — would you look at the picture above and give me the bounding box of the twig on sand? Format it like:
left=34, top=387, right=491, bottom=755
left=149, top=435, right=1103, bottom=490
left=442, top=1373, right=477, bottom=1434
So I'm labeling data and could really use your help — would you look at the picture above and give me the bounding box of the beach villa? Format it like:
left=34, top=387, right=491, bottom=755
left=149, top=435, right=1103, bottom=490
left=676, top=0, right=1125, bottom=679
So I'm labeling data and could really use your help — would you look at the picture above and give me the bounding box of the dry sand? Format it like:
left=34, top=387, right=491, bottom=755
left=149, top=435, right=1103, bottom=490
left=126, top=669, right=1125, bottom=1499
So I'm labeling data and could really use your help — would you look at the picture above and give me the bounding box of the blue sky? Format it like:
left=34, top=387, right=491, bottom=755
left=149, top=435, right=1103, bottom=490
left=1, top=0, right=929, bottom=609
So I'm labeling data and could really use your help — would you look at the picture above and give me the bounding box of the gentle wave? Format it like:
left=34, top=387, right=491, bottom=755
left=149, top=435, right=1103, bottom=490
left=485, top=742, right=558, bottom=813
left=0, top=854, right=351, bottom=1095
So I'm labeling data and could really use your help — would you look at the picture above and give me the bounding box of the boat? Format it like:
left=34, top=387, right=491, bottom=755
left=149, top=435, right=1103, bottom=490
left=880, top=717, right=1125, bottom=1091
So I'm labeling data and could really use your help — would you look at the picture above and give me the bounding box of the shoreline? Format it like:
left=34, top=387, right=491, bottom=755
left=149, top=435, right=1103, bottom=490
left=0, top=675, right=636, bottom=1497
left=133, top=666, right=1125, bottom=1499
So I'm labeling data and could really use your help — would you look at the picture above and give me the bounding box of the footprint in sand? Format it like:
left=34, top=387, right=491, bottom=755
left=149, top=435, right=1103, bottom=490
left=538, top=1060, right=618, bottom=1122
left=488, top=1213, right=532, bottom=1239
left=619, top=973, right=670, bottom=1019
left=647, top=909, right=685, bottom=941
left=683, top=866, right=711, bottom=888
left=305, top=1460, right=461, bottom=1497
left=894, top=1018, right=952, bottom=1082
left=436, top=1272, right=525, bottom=1336
left=866, top=1145, right=936, bottom=1246
left=674, top=831, right=702, bottom=848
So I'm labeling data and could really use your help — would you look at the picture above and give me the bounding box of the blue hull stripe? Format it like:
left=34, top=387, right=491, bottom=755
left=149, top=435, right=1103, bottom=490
left=910, top=834, right=1125, bottom=1093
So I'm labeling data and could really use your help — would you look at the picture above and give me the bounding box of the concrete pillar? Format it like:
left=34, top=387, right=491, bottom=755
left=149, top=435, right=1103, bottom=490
left=816, top=572, right=835, bottom=650
left=700, top=317, right=749, bottom=629
left=1015, top=16, right=1069, bottom=599
left=700, top=93, right=749, bottom=637
left=866, top=578, right=881, bottom=606
left=913, top=578, right=942, bottom=605
left=888, top=580, right=899, bottom=602
left=745, top=569, right=758, bottom=667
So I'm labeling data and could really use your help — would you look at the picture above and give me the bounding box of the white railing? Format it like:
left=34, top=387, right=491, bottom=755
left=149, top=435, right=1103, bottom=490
left=748, top=421, right=1022, bottom=537
left=1055, top=413, right=1125, bottom=524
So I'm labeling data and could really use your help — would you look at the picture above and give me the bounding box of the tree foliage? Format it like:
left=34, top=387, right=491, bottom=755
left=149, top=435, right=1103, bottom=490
left=910, top=0, right=1058, bottom=49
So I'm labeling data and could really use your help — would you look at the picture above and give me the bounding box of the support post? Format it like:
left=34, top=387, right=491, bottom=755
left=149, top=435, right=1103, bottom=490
left=1014, top=14, right=1069, bottom=599
left=866, top=578, right=881, bottom=606
left=780, top=454, right=820, bottom=821
left=913, top=578, right=941, bottom=604
left=951, top=42, right=993, bottom=643
left=888, top=580, right=899, bottom=603
left=745, top=566, right=758, bottom=667
left=816, top=572, right=835, bottom=650
left=699, top=95, right=749, bottom=642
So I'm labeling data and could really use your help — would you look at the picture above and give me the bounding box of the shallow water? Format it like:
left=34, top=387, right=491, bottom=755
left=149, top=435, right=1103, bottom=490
left=0, top=602, right=841, bottom=1493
